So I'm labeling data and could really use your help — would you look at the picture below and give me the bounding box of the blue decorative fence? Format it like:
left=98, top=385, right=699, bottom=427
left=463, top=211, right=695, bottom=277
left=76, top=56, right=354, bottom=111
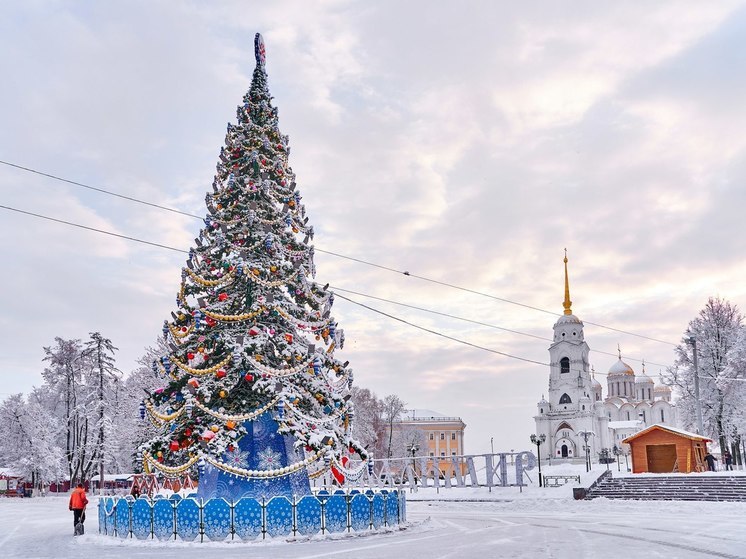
left=99, top=490, right=405, bottom=541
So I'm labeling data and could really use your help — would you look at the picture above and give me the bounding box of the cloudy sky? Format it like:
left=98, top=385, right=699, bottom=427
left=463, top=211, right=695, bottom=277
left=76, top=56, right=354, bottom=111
left=2, top=1, right=746, bottom=454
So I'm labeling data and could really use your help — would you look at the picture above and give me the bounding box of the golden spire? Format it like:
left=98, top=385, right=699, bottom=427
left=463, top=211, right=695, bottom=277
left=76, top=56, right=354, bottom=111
left=562, top=249, right=573, bottom=315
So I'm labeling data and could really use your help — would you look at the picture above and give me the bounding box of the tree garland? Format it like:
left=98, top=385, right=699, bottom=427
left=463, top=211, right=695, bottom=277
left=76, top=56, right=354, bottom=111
left=205, top=449, right=322, bottom=479
left=192, top=396, right=279, bottom=422
left=171, top=354, right=233, bottom=376
left=186, top=267, right=235, bottom=287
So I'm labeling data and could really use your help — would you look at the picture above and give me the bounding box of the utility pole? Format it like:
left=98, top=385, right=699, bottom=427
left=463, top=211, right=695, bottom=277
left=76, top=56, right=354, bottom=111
left=687, top=335, right=705, bottom=436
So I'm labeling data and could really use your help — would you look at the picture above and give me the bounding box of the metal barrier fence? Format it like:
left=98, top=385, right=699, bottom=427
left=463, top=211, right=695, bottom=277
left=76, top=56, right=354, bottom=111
left=312, top=452, right=538, bottom=490
left=99, top=489, right=405, bottom=541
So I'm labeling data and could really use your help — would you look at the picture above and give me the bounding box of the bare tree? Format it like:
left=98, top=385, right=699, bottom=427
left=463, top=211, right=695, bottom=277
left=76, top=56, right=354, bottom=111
left=382, top=394, right=406, bottom=459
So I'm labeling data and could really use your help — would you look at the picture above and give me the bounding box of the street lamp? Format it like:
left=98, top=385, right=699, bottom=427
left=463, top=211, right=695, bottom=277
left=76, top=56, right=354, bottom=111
left=612, top=445, right=621, bottom=472
left=530, top=434, right=546, bottom=487
left=406, top=443, right=419, bottom=482
left=685, top=334, right=705, bottom=436
left=578, top=431, right=595, bottom=472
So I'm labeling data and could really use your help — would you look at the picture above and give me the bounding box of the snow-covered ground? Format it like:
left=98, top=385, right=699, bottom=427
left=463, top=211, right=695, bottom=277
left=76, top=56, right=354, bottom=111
left=3, top=467, right=746, bottom=559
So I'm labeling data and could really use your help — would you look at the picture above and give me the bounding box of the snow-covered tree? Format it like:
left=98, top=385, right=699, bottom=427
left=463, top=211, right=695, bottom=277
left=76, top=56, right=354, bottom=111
left=83, top=332, right=120, bottom=492
left=382, top=394, right=406, bottom=458
left=41, top=338, right=96, bottom=484
left=140, top=34, right=365, bottom=497
left=39, top=335, right=122, bottom=484
left=666, top=297, right=745, bottom=453
left=0, top=393, right=63, bottom=492
left=391, top=426, right=427, bottom=460
left=350, top=386, right=385, bottom=458
left=107, top=342, right=166, bottom=472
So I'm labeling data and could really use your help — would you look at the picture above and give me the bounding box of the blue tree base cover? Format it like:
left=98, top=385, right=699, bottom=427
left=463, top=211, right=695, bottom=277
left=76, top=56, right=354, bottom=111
left=197, top=412, right=310, bottom=501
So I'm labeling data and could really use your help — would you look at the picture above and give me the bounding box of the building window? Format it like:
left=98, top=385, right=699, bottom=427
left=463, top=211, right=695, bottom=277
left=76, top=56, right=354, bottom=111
left=429, top=433, right=434, bottom=441
left=641, top=410, right=646, bottom=423
left=660, top=409, right=665, bottom=422
left=429, top=452, right=434, bottom=457
left=540, top=408, right=544, bottom=413
left=582, top=405, right=585, bottom=410
left=451, top=433, right=456, bottom=440
left=441, top=452, right=445, bottom=457
left=560, top=357, right=570, bottom=374
left=452, top=451, right=456, bottom=456
left=559, top=393, right=572, bottom=405
left=440, top=433, right=445, bottom=440
left=626, top=411, right=630, bottom=420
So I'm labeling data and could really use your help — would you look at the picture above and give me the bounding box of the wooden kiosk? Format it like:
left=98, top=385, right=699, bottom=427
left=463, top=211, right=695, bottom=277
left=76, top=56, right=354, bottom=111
left=622, top=424, right=711, bottom=473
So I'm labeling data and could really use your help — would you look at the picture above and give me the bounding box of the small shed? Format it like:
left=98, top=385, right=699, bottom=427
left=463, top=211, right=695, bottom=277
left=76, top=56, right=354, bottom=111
left=0, top=470, right=25, bottom=497
left=622, top=424, right=711, bottom=473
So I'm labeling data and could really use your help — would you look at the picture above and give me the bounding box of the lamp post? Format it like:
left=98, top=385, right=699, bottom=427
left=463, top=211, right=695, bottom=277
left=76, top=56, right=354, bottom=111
left=613, top=445, right=621, bottom=472
left=490, top=437, right=494, bottom=455
left=406, top=443, right=419, bottom=482
left=578, top=431, right=595, bottom=472
left=624, top=447, right=630, bottom=472
left=530, top=434, right=546, bottom=487
left=685, top=335, right=705, bottom=436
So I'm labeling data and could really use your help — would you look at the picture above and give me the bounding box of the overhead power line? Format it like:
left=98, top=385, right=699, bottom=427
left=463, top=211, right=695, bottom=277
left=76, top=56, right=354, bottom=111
left=0, top=202, right=672, bottom=375
left=0, top=205, right=189, bottom=253
left=0, top=159, right=201, bottom=219
left=330, top=286, right=669, bottom=369
left=0, top=159, right=675, bottom=346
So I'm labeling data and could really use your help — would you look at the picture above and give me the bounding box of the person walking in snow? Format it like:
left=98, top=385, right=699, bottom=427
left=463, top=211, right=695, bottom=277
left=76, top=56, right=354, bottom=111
left=723, top=450, right=733, bottom=471
left=69, top=483, right=88, bottom=535
left=704, top=451, right=717, bottom=472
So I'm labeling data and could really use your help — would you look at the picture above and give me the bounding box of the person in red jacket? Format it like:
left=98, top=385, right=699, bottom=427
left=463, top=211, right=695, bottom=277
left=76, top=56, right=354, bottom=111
left=69, top=483, right=88, bottom=534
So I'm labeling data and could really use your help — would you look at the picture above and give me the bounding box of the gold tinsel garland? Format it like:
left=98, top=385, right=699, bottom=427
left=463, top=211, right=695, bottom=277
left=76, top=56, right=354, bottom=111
left=142, top=452, right=200, bottom=476
left=171, top=354, right=233, bottom=376
left=186, top=267, right=235, bottom=287
left=202, top=308, right=263, bottom=322
left=146, top=401, right=185, bottom=422
left=192, top=396, right=280, bottom=422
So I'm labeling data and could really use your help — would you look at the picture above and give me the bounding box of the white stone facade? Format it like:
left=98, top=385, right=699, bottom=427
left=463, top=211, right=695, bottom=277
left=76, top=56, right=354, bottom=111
left=533, top=258, right=677, bottom=464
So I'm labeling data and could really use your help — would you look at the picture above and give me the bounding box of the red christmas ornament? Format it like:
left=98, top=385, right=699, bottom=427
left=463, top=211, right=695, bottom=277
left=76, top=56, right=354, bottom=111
left=169, top=440, right=180, bottom=452
left=244, top=373, right=254, bottom=382
left=187, top=352, right=195, bottom=360
left=218, top=293, right=228, bottom=301
left=216, top=369, right=227, bottom=379
left=185, top=428, right=192, bottom=437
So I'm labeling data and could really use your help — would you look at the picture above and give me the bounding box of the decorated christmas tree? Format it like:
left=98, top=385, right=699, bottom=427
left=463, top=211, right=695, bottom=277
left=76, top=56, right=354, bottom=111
left=140, top=34, right=367, bottom=500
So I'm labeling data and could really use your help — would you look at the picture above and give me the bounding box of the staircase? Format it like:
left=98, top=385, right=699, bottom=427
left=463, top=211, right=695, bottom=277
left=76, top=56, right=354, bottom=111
left=584, top=473, right=746, bottom=501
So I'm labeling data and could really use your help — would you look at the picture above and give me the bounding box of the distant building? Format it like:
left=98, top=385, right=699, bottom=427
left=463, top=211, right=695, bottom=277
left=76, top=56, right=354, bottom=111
left=534, top=255, right=677, bottom=464
left=391, top=409, right=467, bottom=477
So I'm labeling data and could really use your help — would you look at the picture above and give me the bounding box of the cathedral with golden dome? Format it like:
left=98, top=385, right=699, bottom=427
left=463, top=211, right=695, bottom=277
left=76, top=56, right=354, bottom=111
left=534, top=254, right=677, bottom=463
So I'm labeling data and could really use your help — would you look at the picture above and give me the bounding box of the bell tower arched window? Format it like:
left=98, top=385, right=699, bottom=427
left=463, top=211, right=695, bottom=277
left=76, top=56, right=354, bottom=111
left=560, top=357, right=570, bottom=374
left=559, top=393, right=572, bottom=405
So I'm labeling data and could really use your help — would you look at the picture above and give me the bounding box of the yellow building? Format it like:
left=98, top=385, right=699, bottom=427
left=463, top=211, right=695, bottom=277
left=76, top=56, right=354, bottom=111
left=392, top=409, right=467, bottom=477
